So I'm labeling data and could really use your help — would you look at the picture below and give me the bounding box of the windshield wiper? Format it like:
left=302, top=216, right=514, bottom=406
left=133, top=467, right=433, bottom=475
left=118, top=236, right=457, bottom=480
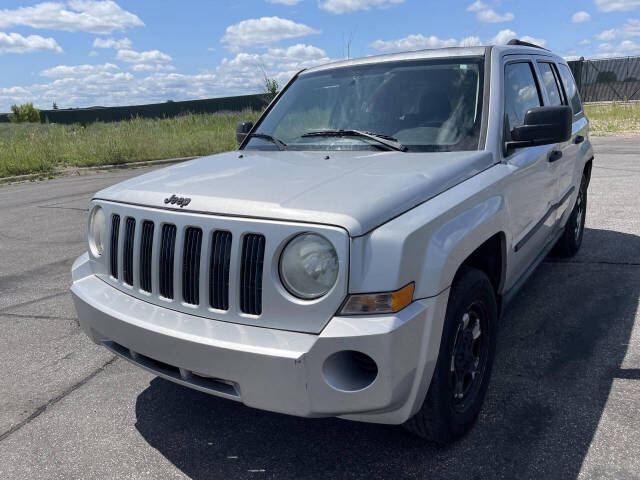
left=247, top=132, right=287, bottom=151
left=301, top=129, right=407, bottom=152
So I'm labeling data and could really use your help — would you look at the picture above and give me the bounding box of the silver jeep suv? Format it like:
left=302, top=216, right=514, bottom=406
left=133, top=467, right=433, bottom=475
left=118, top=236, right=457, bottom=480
left=72, top=40, right=593, bottom=443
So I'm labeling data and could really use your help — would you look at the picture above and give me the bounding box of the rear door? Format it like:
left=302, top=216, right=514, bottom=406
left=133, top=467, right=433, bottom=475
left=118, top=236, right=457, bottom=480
left=501, top=57, right=558, bottom=284
left=554, top=63, right=589, bottom=223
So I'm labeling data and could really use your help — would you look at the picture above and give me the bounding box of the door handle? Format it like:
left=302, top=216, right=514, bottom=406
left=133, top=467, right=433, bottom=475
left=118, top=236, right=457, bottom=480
left=574, top=135, right=584, bottom=144
left=548, top=150, right=563, bottom=162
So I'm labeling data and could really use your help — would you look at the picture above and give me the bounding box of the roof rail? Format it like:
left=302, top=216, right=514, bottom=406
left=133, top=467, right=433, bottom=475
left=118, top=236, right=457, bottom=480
left=506, top=39, right=550, bottom=52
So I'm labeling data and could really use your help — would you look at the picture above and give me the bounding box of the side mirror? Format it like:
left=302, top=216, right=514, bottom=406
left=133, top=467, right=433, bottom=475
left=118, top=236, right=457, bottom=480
left=236, top=121, right=253, bottom=146
left=506, top=106, right=572, bottom=150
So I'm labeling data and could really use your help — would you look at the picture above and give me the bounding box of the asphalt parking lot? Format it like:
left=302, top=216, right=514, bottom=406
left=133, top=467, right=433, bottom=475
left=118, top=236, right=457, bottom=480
left=1, top=136, right=639, bottom=479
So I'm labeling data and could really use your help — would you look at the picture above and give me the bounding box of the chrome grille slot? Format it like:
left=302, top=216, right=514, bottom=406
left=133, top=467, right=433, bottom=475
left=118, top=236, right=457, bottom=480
left=209, top=230, right=232, bottom=310
left=240, top=234, right=265, bottom=315
left=122, top=217, right=136, bottom=286
left=159, top=224, right=177, bottom=299
left=110, top=214, right=120, bottom=278
left=182, top=227, right=203, bottom=305
left=139, top=221, right=154, bottom=293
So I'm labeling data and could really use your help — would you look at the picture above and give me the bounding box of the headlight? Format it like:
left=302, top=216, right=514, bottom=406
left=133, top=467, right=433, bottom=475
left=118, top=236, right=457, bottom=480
left=88, top=205, right=106, bottom=257
left=279, top=233, right=339, bottom=299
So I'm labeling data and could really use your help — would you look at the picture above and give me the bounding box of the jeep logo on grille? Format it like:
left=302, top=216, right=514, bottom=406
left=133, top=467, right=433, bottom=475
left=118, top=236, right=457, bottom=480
left=164, top=194, right=191, bottom=208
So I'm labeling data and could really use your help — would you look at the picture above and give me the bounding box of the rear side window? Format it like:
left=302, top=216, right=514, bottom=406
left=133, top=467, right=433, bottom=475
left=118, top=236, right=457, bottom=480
left=537, top=62, right=563, bottom=106
left=557, top=64, right=582, bottom=115
left=504, top=62, right=542, bottom=136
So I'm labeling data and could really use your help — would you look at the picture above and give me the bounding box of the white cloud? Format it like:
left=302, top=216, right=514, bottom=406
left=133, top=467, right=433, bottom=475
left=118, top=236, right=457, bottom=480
left=116, top=49, right=172, bottom=64
left=0, top=32, right=63, bottom=54
left=319, top=0, right=403, bottom=14
left=490, top=29, right=547, bottom=47
left=597, top=19, right=640, bottom=40
left=0, top=1, right=143, bottom=34
left=40, top=63, right=119, bottom=78
left=267, top=0, right=303, bottom=4
left=221, top=17, right=319, bottom=51
left=563, top=55, right=582, bottom=61
left=131, top=64, right=176, bottom=72
left=595, top=0, right=640, bottom=12
left=369, top=34, right=481, bottom=52
left=578, top=38, right=592, bottom=46
left=89, top=50, right=99, bottom=56
left=93, top=37, right=131, bottom=49
left=572, top=11, right=591, bottom=23
left=217, top=44, right=331, bottom=89
left=596, top=39, right=640, bottom=57
left=490, top=29, right=516, bottom=45
left=467, top=1, right=514, bottom=23
left=0, top=43, right=332, bottom=111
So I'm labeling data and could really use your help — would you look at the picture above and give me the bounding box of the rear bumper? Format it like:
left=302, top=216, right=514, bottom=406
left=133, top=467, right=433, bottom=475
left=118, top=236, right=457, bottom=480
left=71, top=253, right=449, bottom=424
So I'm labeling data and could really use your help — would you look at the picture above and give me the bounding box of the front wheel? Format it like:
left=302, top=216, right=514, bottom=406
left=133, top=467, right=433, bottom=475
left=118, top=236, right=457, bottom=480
left=403, top=266, right=497, bottom=443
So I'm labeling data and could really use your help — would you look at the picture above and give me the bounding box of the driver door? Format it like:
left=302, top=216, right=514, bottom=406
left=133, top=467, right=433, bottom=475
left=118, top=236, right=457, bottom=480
left=501, top=58, right=558, bottom=287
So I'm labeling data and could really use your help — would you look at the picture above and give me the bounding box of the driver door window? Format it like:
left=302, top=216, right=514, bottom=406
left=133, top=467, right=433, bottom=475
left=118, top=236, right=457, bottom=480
left=504, top=62, right=542, bottom=139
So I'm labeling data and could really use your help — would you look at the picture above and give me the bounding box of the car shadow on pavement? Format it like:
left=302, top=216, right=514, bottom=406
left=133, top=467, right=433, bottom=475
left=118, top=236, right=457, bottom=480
left=134, top=227, right=640, bottom=480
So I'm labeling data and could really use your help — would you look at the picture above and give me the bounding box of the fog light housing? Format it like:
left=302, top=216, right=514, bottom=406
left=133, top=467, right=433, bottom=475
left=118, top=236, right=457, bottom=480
left=322, top=350, right=378, bottom=392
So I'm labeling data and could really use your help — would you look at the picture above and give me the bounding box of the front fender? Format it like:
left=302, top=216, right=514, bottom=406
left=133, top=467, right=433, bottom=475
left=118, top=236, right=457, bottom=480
left=349, top=164, right=510, bottom=299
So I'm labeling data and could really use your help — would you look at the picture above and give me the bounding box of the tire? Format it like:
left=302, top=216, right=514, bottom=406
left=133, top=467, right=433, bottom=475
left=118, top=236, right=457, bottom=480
left=403, top=266, right=497, bottom=443
left=553, top=174, right=587, bottom=258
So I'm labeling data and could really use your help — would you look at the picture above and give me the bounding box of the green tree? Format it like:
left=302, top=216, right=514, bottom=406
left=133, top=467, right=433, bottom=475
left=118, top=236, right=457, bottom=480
left=8, top=103, right=40, bottom=123
left=264, top=74, right=279, bottom=102
left=52, top=101, right=59, bottom=110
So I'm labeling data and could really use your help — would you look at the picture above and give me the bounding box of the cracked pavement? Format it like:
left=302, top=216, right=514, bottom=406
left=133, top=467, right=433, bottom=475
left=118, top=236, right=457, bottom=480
left=1, top=137, right=639, bottom=479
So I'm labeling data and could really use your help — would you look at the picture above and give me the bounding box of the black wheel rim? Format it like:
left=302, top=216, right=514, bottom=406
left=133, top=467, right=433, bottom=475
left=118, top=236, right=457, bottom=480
left=449, top=301, right=490, bottom=413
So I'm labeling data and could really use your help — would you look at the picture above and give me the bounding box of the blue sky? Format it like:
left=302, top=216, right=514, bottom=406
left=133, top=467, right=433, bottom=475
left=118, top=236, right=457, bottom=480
left=1, top=0, right=639, bottom=111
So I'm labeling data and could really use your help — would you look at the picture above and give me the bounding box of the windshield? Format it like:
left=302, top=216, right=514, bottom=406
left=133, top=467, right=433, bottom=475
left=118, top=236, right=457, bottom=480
left=245, top=56, right=485, bottom=152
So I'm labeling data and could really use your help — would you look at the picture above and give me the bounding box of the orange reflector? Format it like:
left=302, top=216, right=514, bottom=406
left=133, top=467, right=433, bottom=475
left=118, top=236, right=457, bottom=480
left=391, top=283, right=414, bottom=312
left=340, top=282, right=415, bottom=315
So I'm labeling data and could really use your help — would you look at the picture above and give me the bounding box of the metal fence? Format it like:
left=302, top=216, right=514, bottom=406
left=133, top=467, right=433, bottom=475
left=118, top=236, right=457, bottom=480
left=0, top=93, right=269, bottom=124
left=568, top=56, right=640, bottom=103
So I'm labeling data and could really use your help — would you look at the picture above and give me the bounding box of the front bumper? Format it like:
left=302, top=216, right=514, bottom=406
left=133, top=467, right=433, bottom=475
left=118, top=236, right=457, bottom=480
left=71, top=253, right=449, bottom=424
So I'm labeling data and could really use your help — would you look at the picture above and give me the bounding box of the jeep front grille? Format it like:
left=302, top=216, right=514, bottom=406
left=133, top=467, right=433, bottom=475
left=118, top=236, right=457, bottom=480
left=107, top=216, right=265, bottom=314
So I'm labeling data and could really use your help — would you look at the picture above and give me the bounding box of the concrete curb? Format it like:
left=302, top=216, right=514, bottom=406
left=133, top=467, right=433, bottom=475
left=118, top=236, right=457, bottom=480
left=0, top=156, right=198, bottom=185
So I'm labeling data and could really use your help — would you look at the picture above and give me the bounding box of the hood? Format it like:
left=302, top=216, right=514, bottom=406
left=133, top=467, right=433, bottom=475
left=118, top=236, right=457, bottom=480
left=95, top=149, right=494, bottom=236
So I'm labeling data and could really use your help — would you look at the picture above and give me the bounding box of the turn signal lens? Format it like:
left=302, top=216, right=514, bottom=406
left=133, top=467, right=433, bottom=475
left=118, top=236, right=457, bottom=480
left=340, top=283, right=414, bottom=315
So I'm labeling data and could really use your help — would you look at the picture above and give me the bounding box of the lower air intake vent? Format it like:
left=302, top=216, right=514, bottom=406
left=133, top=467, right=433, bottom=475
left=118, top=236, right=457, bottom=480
left=240, top=234, right=265, bottom=315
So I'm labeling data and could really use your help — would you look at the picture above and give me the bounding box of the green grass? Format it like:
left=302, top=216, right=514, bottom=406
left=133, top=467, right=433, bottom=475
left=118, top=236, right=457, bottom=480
left=1, top=103, right=639, bottom=178
left=584, top=102, right=640, bottom=135
left=0, top=110, right=260, bottom=178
